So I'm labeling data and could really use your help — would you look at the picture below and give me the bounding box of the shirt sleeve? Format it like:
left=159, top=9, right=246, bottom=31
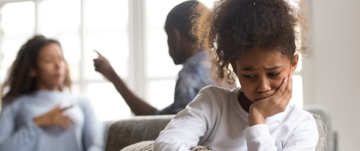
left=78, top=97, right=106, bottom=151
left=154, top=88, right=218, bottom=151
left=282, top=118, right=319, bottom=150
left=244, top=118, right=319, bottom=151
left=0, top=103, right=43, bottom=151
left=157, top=75, right=200, bottom=115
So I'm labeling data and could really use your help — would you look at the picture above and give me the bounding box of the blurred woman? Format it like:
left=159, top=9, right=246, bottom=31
left=0, top=35, right=105, bottom=151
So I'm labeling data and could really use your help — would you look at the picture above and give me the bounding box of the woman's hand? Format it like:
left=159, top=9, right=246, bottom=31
left=33, top=105, right=76, bottom=129
left=248, top=74, right=293, bottom=126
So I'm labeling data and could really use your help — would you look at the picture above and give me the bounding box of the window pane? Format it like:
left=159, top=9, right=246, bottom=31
left=146, top=0, right=216, bottom=28
left=146, top=28, right=182, bottom=78
left=291, top=75, right=303, bottom=108
left=58, top=35, right=81, bottom=64
left=200, top=0, right=217, bottom=8
left=1, top=2, right=35, bottom=36
left=70, top=84, right=82, bottom=95
left=67, top=64, right=80, bottom=83
left=39, top=0, right=80, bottom=37
left=147, top=80, right=177, bottom=110
left=85, top=0, right=128, bottom=31
left=57, top=35, right=81, bottom=82
left=85, top=31, right=129, bottom=80
left=146, top=0, right=184, bottom=28
left=86, top=82, right=131, bottom=121
left=0, top=38, right=29, bottom=82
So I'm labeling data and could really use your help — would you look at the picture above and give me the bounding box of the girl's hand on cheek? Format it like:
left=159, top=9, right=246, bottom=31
left=248, top=74, right=293, bottom=126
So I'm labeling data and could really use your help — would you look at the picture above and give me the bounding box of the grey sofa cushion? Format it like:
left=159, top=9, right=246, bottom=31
left=105, top=115, right=174, bottom=151
left=121, top=141, right=213, bottom=151
left=120, top=141, right=154, bottom=151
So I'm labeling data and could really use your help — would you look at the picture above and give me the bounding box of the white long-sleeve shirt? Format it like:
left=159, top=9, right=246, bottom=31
left=154, top=86, right=319, bottom=151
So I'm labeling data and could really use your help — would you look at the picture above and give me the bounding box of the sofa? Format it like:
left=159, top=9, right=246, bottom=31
left=105, top=108, right=332, bottom=151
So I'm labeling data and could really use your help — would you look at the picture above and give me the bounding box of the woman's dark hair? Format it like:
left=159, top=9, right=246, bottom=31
left=1, top=35, right=71, bottom=104
left=192, top=0, right=309, bottom=84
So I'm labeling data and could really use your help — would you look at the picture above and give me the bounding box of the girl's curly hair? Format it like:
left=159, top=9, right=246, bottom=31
left=191, top=0, right=309, bottom=84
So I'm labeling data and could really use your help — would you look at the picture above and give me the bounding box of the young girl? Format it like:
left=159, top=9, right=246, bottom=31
left=0, top=36, right=105, bottom=151
left=154, top=0, right=319, bottom=150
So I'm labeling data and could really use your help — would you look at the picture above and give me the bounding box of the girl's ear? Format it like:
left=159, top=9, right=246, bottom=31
left=230, top=62, right=237, bottom=74
left=290, top=54, right=299, bottom=74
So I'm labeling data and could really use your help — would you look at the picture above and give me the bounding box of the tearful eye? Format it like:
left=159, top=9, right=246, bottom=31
left=243, top=74, right=255, bottom=79
left=269, top=72, right=281, bottom=76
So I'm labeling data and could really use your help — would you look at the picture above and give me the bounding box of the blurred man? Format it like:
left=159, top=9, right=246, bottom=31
left=94, top=1, right=215, bottom=115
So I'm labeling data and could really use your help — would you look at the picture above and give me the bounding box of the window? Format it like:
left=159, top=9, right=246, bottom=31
left=0, top=2, right=35, bottom=82
left=39, top=0, right=82, bottom=90
left=293, top=56, right=303, bottom=108
left=83, top=0, right=130, bottom=121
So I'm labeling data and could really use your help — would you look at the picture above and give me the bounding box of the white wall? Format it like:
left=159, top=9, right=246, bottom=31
left=312, top=0, right=360, bottom=150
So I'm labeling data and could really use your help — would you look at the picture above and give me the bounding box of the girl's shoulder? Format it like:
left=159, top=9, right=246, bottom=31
left=288, top=104, right=314, bottom=117
left=190, top=86, right=240, bottom=107
left=199, top=85, right=239, bottom=96
left=282, top=104, right=317, bottom=125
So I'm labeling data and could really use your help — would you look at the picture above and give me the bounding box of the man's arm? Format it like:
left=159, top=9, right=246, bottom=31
left=109, top=73, right=157, bottom=115
left=93, top=51, right=156, bottom=115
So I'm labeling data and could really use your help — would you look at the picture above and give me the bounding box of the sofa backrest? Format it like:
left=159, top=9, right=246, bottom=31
left=105, top=113, right=327, bottom=151
left=105, top=115, right=174, bottom=151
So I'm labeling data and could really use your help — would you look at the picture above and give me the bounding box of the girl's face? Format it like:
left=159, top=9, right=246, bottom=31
left=33, top=43, right=66, bottom=90
left=233, top=47, right=298, bottom=102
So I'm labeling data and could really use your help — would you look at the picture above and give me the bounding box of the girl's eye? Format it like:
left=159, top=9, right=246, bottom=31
left=243, top=74, right=255, bottom=79
left=269, top=72, right=281, bottom=76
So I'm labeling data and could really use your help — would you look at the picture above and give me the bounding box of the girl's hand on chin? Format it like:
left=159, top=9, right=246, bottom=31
left=248, top=74, right=293, bottom=126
